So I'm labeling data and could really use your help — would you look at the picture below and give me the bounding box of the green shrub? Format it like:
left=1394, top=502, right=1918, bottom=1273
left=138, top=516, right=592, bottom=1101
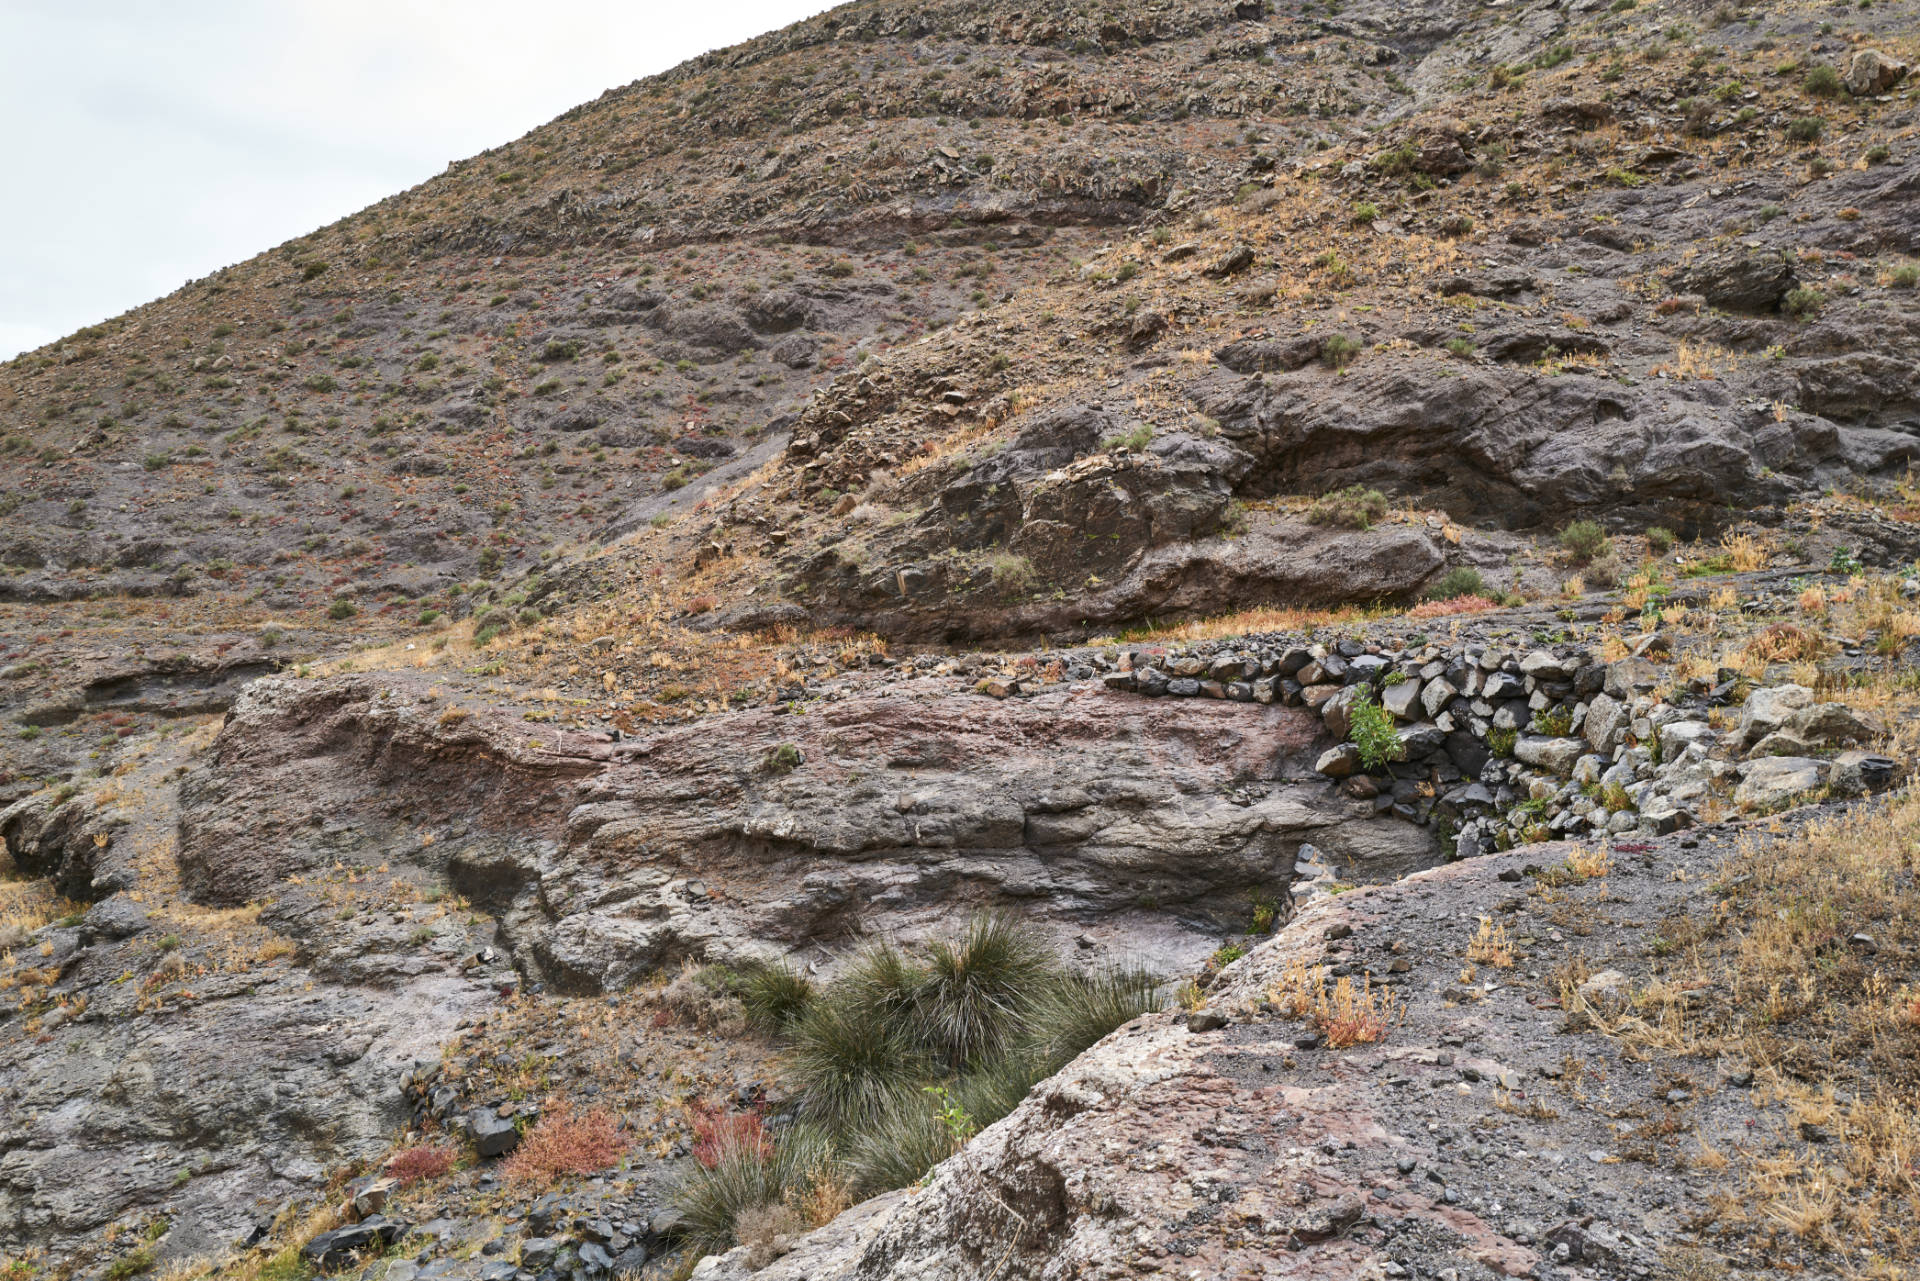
left=1351, top=201, right=1380, bottom=225
left=1347, top=689, right=1402, bottom=770
left=1558, top=519, right=1611, bottom=564
left=1891, top=266, right=1919, bottom=289
left=988, top=552, right=1033, bottom=598
left=1321, top=333, right=1363, bottom=369
left=327, top=598, right=357, bottom=620
left=1646, top=526, right=1676, bottom=554
left=1803, top=65, right=1842, bottom=97
left=1101, top=424, right=1153, bottom=453
left=1786, top=116, right=1824, bottom=143
left=739, top=960, right=814, bottom=1033
left=1488, top=726, right=1519, bottom=758
left=1784, top=286, right=1824, bottom=317
left=1306, top=483, right=1387, bottom=529
left=764, top=742, right=803, bottom=773
left=1446, top=337, right=1476, bottom=358
left=1426, top=566, right=1487, bottom=601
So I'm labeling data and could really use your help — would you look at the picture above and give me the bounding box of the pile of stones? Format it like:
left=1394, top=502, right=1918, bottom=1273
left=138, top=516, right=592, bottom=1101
left=1098, top=635, right=1898, bottom=854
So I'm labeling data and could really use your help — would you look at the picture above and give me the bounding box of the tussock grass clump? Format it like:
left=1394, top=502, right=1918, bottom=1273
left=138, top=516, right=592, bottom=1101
left=678, top=914, right=1165, bottom=1248
left=738, top=960, right=814, bottom=1034
left=1023, top=965, right=1165, bottom=1074
left=844, top=1093, right=962, bottom=1198
left=788, top=996, right=924, bottom=1129
left=919, top=913, right=1055, bottom=1070
left=676, top=1115, right=839, bottom=1254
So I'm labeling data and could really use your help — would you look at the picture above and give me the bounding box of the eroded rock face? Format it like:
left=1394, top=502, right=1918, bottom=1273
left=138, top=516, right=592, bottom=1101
left=0, top=791, right=128, bottom=902
left=178, top=675, right=1438, bottom=989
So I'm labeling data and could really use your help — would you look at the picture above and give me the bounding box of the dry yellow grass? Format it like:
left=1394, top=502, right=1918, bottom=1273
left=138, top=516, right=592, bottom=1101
left=1120, top=603, right=1384, bottom=644
left=1578, top=793, right=1920, bottom=1266
left=1265, top=957, right=1403, bottom=1048
left=1465, top=916, right=1515, bottom=968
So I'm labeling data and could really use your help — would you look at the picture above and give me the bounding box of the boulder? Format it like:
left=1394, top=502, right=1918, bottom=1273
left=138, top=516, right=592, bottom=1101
left=80, top=893, right=148, bottom=942
left=1584, top=694, right=1628, bottom=753
left=1845, top=48, right=1909, bottom=96
left=1734, top=757, right=1829, bottom=811
left=1656, top=719, right=1715, bottom=761
left=1672, top=250, right=1797, bottom=314
left=1381, top=679, right=1422, bottom=721
left=1829, top=750, right=1898, bottom=797
left=1758, top=701, right=1875, bottom=757
left=1514, top=736, right=1585, bottom=776
left=1519, top=650, right=1574, bottom=681
left=1315, top=744, right=1361, bottom=778
left=1735, top=685, right=1814, bottom=749
left=304, top=1217, right=408, bottom=1270
left=470, top=1109, right=522, bottom=1158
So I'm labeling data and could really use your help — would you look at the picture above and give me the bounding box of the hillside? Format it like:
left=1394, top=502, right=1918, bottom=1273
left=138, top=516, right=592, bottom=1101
left=2, top=1, right=1919, bottom=1280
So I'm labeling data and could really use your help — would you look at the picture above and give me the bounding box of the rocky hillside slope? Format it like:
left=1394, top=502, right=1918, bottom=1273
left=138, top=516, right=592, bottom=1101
left=2, top=1, right=1920, bottom=1280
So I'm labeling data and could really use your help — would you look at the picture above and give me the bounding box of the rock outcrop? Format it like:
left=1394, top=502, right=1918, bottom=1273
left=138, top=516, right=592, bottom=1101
left=179, top=674, right=1439, bottom=988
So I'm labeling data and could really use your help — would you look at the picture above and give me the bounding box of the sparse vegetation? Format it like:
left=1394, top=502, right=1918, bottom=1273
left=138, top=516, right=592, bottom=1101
left=1306, top=483, right=1387, bottom=529
left=674, top=916, right=1161, bottom=1250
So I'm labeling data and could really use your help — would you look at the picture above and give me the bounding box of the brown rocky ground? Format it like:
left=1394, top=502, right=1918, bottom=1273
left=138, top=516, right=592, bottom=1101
left=2, top=0, right=1920, bottom=1279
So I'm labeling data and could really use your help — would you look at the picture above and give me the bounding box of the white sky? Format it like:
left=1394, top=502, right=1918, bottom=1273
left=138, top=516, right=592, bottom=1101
left=0, top=0, right=837, bottom=360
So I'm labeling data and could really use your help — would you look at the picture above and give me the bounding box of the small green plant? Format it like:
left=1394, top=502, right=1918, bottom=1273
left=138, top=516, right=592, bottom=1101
left=988, top=552, right=1033, bottom=598
left=1446, top=337, right=1476, bottom=358
left=1891, top=266, right=1919, bottom=289
left=1786, top=116, right=1824, bottom=144
left=1784, top=286, right=1825, bottom=317
left=1829, top=545, right=1863, bottom=574
left=103, top=1250, right=155, bottom=1281
left=1531, top=705, right=1575, bottom=737
left=1488, top=726, right=1519, bottom=758
left=1559, top=519, right=1611, bottom=564
left=1426, top=566, right=1487, bottom=601
left=1102, top=424, right=1153, bottom=453
left=765, top=742, right=804, bottom=774
left=1803, top=65, right=1842, bottom=97
left=1321, top=334, right=1363, bottom=369
left=1306, top=483, right=1387, bottom=529
left=1646, top=526, right=1675, bottom=554
left=1347, top=689, right=1402, bottom=770
left=1209, top=942, right=1248, bottom=971
left=1351, top=201, right=1380, bottom=225
left=327, top=598, right=357, bottom=620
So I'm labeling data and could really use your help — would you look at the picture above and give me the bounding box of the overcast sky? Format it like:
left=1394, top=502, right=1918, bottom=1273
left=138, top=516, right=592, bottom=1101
left=0, top=0, right=836, bottom=361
